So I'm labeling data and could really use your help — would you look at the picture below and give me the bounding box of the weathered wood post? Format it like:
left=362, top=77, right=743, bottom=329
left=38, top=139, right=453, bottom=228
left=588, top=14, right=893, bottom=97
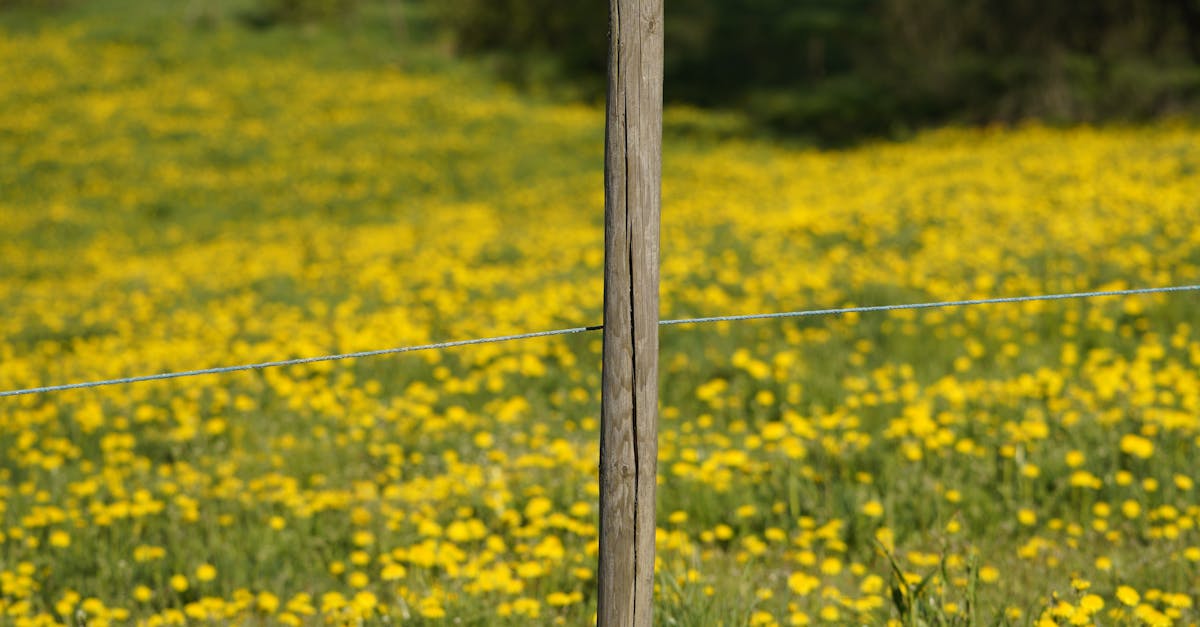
left=598, top=0, right=663, bottom=625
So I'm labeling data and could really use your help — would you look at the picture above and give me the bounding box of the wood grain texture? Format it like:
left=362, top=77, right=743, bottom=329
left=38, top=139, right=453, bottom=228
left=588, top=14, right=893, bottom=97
left=598, top=0, right=662, bottom=625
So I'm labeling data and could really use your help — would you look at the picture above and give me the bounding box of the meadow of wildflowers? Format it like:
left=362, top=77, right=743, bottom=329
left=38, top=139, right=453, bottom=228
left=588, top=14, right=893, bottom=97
left=2, top=6, right=1200, bottom=626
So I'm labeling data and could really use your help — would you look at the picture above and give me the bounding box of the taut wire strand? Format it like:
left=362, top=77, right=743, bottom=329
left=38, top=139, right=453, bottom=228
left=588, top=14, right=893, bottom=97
left=659, top=283, right=1200, bottom=326
left=0, top=325, right=604, bottom=398
left=2, top=284, right=1197, bottom=398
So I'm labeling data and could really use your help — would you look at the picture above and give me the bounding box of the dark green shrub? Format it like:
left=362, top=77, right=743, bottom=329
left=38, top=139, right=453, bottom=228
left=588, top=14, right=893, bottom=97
left=426, top=0, right=1200, bottom=144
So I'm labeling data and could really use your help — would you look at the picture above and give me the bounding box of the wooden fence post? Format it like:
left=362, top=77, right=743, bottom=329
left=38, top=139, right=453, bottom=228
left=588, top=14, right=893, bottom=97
left=598, top=0, right=663, bottom=625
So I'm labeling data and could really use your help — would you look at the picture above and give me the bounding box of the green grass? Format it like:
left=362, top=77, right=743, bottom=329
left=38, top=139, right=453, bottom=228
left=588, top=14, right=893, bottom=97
left=2, top=1, right=1200, bottom=626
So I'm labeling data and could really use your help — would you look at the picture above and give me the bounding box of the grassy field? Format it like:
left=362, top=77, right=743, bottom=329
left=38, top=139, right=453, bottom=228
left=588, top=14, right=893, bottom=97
left=3, top=2, right=1200, bottom=626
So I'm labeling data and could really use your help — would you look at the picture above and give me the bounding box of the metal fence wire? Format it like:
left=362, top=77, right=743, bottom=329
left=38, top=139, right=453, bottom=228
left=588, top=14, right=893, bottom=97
left=1, top=283, right=1197, bottom=398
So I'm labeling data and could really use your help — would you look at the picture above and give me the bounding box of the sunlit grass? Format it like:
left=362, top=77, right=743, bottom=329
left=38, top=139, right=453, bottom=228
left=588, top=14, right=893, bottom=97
left=2, top=4, right=1200, bottom=626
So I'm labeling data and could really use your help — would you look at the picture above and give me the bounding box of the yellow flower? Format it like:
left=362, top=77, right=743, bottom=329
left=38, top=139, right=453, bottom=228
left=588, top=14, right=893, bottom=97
left=381, top=563, right=408, bottom=580
left=1116, top=585, right=1140, bottom=607
left=761, top=421, right=787, bottom=441
left=352, top=591, right=377, bottom=613
left=257, top=591, right=280, bottom=614
left=546, top=591, right=574, bottom=606
left=195, top=564, right=217, bottom=582
left=516, top=561, right=546, bottom=578
left=819, top=557, right=842, bottom=575
left=874, top=526, right=896, bottom=552
left=1068, top=470, right=1102, bottom=489
left=1078, top=593, right=1103, bottom=613
left=511, top=597, right=540, bottom=618
left=133, top=586, right=153, bottom=603
left=133, top=545, right=166, bottom=562
left=524, top=497, right=553, bottom=519
left=787, top=572, right=819, bottom=595
left=417, top=600, right=446, bottom=614
left=1119, top=434, right=1155, bottom=459
left=736, top=504, right=758, bottom=519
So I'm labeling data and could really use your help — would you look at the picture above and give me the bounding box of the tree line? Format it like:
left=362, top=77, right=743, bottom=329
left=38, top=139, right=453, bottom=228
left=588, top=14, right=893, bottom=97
left=433, top=0, right=1200, bottom=143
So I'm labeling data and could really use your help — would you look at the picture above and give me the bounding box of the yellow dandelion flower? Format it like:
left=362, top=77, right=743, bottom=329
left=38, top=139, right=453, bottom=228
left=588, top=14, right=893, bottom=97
left=381, top=563, right=407, bottom=580
left=420, top=604, right=446, bottom=619
left=1116, top=586, right=1140, bottom=607
left=788, top=572, right=819, bottom=595
left=546, top=592, right=574, bottom=606
left=352, top=591, right=377, bottom=613
left=524, top=497, right=553, bottom=519
left=1079, top=594, right=1103, bottom=613
left=1118, top=434, right=1154, bottom=459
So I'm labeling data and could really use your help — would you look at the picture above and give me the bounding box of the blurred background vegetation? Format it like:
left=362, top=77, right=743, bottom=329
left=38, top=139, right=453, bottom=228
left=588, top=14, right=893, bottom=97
left=433, top=0, right=1200, bottom=144
left=6, top=0, right=1200, bottom=145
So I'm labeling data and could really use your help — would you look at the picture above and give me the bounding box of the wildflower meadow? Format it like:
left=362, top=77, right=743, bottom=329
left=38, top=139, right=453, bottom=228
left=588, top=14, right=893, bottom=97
left=2, top=4, right=1200, bottom=626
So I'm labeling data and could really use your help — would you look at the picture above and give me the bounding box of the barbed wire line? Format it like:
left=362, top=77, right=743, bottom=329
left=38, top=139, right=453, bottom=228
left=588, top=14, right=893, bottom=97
left=1, top=283, right=1197, bottom=399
